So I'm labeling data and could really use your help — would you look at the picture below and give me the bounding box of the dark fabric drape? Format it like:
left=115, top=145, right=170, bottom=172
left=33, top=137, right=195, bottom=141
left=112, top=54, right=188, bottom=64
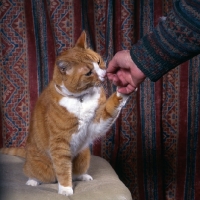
left=1, top=0, right=200, bottom=199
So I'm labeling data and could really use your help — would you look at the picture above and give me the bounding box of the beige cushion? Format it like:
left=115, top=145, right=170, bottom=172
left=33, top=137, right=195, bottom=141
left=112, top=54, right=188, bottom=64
left=0, top=154, right=132, bottom=200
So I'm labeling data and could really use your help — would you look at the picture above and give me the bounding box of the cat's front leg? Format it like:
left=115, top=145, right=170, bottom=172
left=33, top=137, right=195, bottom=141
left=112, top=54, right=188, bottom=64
left=58, top=184, right=73, bottom=196
left=105, top=91, right=129, bottom=117
left=89, top=91, right=129, bottom=140
left=49, top=137, right=73, bottom=196
left=116, top=91, right=130, bottom=107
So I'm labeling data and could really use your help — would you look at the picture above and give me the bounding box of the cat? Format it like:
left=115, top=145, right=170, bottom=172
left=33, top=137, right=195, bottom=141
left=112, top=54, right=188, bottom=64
left=0, top=31, right=129, bottom=196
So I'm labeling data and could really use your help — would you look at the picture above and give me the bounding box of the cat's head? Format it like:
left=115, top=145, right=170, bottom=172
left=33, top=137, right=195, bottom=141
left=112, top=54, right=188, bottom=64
left=53, top=31, right=106, bottom=97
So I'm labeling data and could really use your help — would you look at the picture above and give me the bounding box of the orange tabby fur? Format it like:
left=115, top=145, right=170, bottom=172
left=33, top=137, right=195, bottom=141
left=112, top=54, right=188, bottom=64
left=0, top=31, right=128, bottom=196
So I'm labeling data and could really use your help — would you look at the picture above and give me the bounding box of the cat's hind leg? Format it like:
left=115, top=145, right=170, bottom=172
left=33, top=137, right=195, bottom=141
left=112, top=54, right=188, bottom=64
left=26, top=178, right=41, bottom=186
left=73, top=174, right=93, bottom=181
left=23, top=146, right=56, bottom=185
left=72, top=148, right=93, bottom=181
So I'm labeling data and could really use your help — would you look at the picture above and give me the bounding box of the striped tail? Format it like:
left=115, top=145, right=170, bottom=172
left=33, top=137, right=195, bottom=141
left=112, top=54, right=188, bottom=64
left=0, top=147, right=26, bottom=158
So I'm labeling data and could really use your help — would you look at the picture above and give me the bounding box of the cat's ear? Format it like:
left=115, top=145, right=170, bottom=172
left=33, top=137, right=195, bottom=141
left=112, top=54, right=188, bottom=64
left=56, top=60, right=73, bottom=75
left=75, top=31, right=87, bottom=49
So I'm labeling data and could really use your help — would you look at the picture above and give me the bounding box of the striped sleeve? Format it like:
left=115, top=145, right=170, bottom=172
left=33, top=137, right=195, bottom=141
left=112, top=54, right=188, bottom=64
left=130, top=0, right=200, bottom=82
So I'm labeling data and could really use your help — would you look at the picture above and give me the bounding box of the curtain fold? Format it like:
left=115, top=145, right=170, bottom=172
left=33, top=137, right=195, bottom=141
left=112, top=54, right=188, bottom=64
left=1, top=0, right=200, bottom=199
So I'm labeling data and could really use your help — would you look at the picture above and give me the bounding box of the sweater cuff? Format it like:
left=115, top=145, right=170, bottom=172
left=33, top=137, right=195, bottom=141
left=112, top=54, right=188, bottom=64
left=130, top=35, right=178, bottom=82
left=130, top=31, right=180, bottom=82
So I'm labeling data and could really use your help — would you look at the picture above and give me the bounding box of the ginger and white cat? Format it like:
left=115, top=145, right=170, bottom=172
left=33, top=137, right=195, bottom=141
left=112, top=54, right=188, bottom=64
left=0, top=31, right=129, bottom=196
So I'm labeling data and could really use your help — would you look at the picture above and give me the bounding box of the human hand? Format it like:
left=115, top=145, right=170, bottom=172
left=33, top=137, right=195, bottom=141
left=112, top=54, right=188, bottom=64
left=107, top=50, right=146, bottom=94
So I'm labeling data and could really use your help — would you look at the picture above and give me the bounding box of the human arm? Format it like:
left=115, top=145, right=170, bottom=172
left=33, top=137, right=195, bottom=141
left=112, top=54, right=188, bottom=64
left=130, top=0, right=200, bottom=82
left=107, top=0, right=200, bottom=94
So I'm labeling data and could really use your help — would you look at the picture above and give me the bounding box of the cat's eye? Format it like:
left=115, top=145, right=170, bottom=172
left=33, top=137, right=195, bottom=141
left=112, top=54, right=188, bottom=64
left=97, top=59, right=100, bottom=65
left=85, top=70, right=92, bottom=76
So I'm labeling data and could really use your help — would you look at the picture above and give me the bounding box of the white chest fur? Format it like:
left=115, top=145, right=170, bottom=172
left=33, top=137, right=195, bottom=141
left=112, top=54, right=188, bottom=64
left=59, top=87, right=101, bottom=157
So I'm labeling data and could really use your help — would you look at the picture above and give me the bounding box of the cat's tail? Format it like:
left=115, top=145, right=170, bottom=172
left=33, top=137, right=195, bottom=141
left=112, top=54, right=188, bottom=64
left=0, top=147, right=26, bottom=158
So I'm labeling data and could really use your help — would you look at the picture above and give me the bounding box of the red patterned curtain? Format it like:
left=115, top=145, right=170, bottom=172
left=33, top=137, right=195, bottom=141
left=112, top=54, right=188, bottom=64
left=1, top=0, right=200, bottom=199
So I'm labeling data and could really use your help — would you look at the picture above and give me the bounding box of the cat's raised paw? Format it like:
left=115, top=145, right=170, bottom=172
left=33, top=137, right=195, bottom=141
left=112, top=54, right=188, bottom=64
left=116, top=91, right=129, bottom=98
left=73, top=174, right=93, bottom=181
left=26, top=178, right=40, bottom=186
left=116, top=91, right=129, bottom=106
left=58, top=184, right=73, bottom=196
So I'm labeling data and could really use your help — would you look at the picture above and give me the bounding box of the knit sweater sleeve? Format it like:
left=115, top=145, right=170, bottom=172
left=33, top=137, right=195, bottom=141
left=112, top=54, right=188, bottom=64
left=130, top=0, right=200, bottom=82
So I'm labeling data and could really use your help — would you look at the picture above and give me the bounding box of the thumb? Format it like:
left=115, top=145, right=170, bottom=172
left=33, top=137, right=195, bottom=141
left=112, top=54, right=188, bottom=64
left=107, top=58, right=119, bottom=73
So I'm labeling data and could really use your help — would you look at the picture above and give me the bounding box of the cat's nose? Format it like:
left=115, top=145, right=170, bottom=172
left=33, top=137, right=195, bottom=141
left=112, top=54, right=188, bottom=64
left=98, top=72, right=106, bottom=81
